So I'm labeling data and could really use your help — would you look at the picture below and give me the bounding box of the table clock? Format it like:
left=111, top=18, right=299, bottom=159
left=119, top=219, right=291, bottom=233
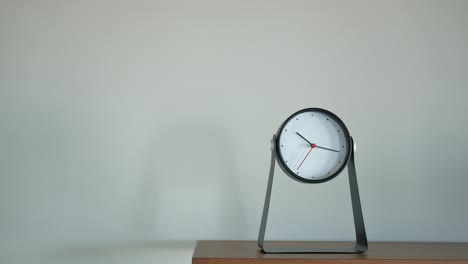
left=258, top=108, right=368, bottom=254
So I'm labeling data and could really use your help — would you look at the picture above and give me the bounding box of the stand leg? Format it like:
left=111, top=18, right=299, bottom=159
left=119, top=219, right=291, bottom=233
left=257, top=136, right=368, bottom=254
left=348, top=137, right=368, bottom=253
left=257, top=135, right=277, bottom=250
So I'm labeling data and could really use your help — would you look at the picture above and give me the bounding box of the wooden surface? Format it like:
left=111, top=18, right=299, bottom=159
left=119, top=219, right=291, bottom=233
left=192, top=241, right=468, bottom=264
left=2, top=241, right=196, bottom=264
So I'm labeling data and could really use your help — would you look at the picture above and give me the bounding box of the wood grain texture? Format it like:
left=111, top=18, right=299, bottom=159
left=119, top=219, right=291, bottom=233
left=192, top=241, right=468, bottom=264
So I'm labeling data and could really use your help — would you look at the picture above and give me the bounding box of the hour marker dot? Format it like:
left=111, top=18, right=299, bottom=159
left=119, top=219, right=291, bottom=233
left=296, top=118, right=298, bottom=120
left=327, top=118, right=329, bottom=121
left=338, top=130, right=340, bottom=132
left=285, top=129, right=288, bottom=132
left=281, top=145, right=283, bottom=147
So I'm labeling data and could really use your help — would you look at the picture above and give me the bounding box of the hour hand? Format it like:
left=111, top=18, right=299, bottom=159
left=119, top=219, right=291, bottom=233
left=295, top=132, right=313, bottom=146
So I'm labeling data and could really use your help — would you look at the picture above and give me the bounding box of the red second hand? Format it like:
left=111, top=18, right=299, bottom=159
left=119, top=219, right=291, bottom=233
left=297, top=143, right=316, bottom=170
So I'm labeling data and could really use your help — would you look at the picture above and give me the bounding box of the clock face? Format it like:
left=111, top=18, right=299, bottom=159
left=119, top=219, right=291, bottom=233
left=276, top=108, right=351, bottom=183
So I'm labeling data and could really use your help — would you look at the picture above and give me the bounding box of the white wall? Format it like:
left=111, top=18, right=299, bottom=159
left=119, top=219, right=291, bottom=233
left=1, top=0, right=468, bottom=262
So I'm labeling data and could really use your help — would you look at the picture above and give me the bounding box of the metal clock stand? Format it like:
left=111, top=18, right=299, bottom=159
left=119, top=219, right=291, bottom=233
left=257, top=135, right=368, bottom=254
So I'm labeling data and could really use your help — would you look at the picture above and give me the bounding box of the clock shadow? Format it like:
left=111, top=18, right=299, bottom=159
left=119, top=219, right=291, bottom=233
left=132, top=122, right=247, bottom=239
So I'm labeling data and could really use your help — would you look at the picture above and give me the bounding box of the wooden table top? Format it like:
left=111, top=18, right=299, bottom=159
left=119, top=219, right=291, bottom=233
left=192, top=240, right=468, bottom=264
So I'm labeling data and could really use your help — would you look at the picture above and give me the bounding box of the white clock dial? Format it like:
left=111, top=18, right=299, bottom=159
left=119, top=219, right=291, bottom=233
left=276, top=109, right=351, bottom=182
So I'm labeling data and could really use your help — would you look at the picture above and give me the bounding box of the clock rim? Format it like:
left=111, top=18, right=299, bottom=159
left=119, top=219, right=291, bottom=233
left=275, top=107, right=352, bottom=184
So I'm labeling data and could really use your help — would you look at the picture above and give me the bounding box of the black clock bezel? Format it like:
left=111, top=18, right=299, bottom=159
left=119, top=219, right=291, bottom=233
left=275, top=108, right=352, bottom=184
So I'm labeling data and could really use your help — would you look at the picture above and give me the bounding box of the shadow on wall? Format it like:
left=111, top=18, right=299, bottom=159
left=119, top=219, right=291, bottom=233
left=132, top=121, right=247, bottom=239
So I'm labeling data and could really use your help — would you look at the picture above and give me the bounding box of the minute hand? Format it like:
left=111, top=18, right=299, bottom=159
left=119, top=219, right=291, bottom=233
left=315, top=145, right=339, bottom=152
